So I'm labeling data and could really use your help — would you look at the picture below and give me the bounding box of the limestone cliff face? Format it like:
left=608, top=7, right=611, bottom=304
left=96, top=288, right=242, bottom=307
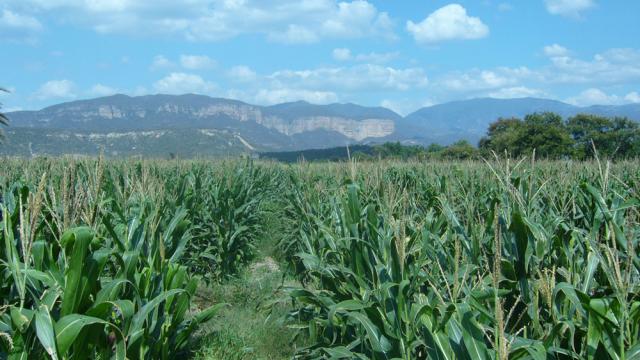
left=257, top=116, right=394, bottom=141
left=11, top=94, right=399, bottom=143
left=176, top=105, right=394, bottom=140
left=88, top=103, right=395, bottom=141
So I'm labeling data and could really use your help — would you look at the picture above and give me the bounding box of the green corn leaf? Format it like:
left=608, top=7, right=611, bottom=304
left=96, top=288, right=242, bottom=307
left=54, top=314, right=116, bottom=355
left=61, top=227, right=94, bottom=316
left=347, top=311, right=391, bottom=354
left=35, top=305, right=59, bottom=360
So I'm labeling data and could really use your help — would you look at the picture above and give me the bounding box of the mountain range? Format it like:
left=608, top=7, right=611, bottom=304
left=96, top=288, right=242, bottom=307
left=2, top=94, right=639, bottom=157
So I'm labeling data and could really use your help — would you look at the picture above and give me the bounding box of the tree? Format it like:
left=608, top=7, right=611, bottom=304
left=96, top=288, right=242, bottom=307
left=519, top=112, right=574, bottom=159
left=439, top=140, right=478, bottom=160
left=426, top=143, right=445, bottom=153
left=479, top=113, right=574, bottom=159
left=0, top=88, right=8, bottom=142
left=478, top=117, right=524, bottom=156
left=568, top=114, right=640, bottom=159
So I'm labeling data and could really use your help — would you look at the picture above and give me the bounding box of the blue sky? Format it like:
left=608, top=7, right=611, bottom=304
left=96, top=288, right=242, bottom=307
left=1, top=0, right=639, bottom=115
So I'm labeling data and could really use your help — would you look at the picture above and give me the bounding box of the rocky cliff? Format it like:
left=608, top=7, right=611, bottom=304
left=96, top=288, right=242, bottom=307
left=8, top=94, right=397, bottom=142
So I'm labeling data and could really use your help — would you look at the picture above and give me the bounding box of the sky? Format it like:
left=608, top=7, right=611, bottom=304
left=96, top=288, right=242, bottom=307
left=1, top=0, right=639, bottom=115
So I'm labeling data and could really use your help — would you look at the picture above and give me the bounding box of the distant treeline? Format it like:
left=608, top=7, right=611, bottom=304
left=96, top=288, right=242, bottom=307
left=259, top=141, right=477, bottom=162
left=261, top=112, right=640, bottom=162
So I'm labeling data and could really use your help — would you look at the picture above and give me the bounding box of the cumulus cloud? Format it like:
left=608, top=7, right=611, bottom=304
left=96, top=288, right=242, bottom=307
left=488, top=86, right=547, bottom=99
left=407, top=4, right=489, bottom=43
left=180, top=55, right=216, bottom=70
left=33, top=80, right=76, bottom=100
left=0, top=9, right=43, bottom=42
left=254, top=88, right=338, bottom=105
left=4, top=0, right=394, bottom=43
left=438, top=67, right=532, bottom=92
left=150, top=55, right=175, bottom=70
left=333, top=48, right=353, bottom=61
left=223, top=63, right=428, bottom=106
left=564, top=88, right=640, bottom=106
left=228, top=66, right=257, bottom=82
left=423, top=46, right=640, bottom=103
left=269, top=64, right=428, bottom=92
left=625, top=92, right=640, bottom=103
left=89, top=84, right=118, bottom=97
left=543, top=44, right=569, bottom=57
left=545, top=0, right=595, bottom=17
left=153, top=72, right=216, bottom=94
left=544, top=48, right=640, bottom=84
left=332, top=48, right=398, bottom=63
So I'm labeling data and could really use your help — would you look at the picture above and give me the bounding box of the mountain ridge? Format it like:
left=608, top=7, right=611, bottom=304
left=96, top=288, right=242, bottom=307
left=3, top=94, right=639, bottom=157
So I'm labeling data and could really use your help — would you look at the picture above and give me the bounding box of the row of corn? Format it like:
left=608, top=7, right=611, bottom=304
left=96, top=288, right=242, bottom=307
left=277, top=159, right=640, bottom=359
left=0, top=158, right=274, bottom=359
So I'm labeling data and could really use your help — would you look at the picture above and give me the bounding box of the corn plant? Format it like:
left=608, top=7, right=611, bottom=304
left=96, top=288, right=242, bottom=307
left=0, top=161, right=225, bottom=359
left=183, top=161, right=276, bottom=282
left=279, top=159, right=640, bottom=359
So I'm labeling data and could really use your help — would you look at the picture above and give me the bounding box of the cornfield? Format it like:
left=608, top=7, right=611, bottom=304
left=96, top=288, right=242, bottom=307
left=1, top=156, right=639, bottom=359
left=277, top=158, right=640, bottom=359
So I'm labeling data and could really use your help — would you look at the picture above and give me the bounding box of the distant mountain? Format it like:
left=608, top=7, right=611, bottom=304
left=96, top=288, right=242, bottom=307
left=3, top=94, right=399, bottom=157
left=2, top=94, right=639, bottom=157
left=400, top=97, right=640, bottom=145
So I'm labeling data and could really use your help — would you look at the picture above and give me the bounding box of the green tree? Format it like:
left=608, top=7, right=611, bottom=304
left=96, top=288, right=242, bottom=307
left=568, top=114, right=640, bottom=159
left=479, top=113, right=574, bottom=159
left=478, top=117, right=524, bottom=156
left=426, top=143, right=445, bottom=153
left=520, top=112, right=574, bottom=159
left=439, top=140, right=478, bottom=159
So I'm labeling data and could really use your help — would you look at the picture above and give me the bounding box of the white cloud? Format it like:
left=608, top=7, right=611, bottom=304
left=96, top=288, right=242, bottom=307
left=1, top=9, right=42, bottom=31
left=150, top=55, right=175, bottom=70
left=268, top=24, right=319, bottom=44
left=254, top=88, right=338, bottom=105
left=228, top=66, right=257, bottom=82
left=224, top=63, right=427, bottom=106
left=319, top=1, right=394, bottom=40
left=567, top=88, right=615, bottom=106
left=545, top=48, right=640, bottom=84
left=354, top=52, right=399, bottom=64
left=545, top=0, right=595, bottom=17
left=489, top=86, right=547, bottom=99
left=438, top=68, right=531, bottom=91
left=625, top=92, right=640, bottom=103
left=333, top=48, right=352, bottom=61
left=407, top=4, right=489, bottom=43
left=566, top=88, right=623, bottom=106
left=132, top=86, right=149, bottom=96
left=33, top=80, right=76, bottom=100
left=153, top=72, right=216, bottom=94
left=89, top=84, right=118, bottom=97
left=543, top=44, right=569, bottom=57
left=333, top=48, right=399, bottom=63
left=5, top=0, right=394, bottom=43
left=270, top=64, right=428, bottom=92
left=425, top=47, right=640, bottom=102
left=0, top=9, right=43, bottom=42
left=180, top=55, right=216, bottom=70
